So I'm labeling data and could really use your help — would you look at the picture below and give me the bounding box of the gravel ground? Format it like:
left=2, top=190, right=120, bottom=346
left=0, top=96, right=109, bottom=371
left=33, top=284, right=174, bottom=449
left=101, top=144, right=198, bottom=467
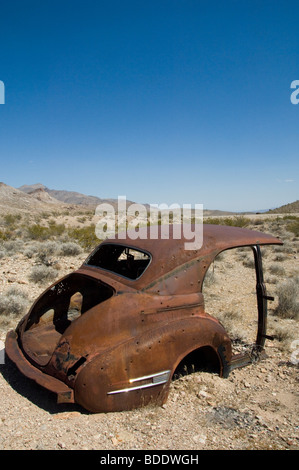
left=0, top=332, right=298, bottom=451
left=0, top=228, right=298, bottom=452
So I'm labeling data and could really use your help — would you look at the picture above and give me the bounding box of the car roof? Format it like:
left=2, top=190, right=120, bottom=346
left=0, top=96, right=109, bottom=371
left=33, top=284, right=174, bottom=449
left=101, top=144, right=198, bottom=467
left=93, top=224, right=282, bottom=291
left=102, top=223, right=282, bottom=257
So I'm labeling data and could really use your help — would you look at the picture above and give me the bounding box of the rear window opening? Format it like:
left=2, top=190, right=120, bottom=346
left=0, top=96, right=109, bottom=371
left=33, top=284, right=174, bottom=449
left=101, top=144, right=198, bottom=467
left=85, top=244, right=151, bottom=280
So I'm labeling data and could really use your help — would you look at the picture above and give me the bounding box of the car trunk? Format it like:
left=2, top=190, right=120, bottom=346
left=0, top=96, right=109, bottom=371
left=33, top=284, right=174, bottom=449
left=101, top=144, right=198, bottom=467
left=21, top=273, right=114, bottom=366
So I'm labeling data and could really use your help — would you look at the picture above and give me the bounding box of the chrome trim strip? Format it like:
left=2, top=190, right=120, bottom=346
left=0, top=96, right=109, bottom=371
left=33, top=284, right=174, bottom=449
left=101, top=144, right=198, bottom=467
left=107, top=370, right=171, bottom=395
left=129, top=370, right=170, bottom=383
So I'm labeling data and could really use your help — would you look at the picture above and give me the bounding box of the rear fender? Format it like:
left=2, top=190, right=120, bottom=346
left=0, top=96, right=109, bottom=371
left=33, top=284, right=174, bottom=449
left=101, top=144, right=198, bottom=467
left=74, top=316, right=231, bottom=413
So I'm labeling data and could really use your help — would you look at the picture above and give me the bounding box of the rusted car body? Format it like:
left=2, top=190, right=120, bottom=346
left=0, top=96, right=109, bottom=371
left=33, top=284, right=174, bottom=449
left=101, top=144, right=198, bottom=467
left=5, top=224, right=282, bottom=413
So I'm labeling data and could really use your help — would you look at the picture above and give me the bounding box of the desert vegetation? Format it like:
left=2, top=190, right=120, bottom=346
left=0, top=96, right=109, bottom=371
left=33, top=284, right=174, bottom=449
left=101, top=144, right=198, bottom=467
left=0, top=286, right=29, bottom=326
left=0, top=210, right=298, bottom=349
left=0, top=207, right=298, bottom=450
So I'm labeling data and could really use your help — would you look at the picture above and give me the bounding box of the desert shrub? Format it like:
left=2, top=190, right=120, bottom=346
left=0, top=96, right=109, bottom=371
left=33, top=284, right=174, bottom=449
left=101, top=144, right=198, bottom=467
left=27, top=224, right=49, bottom=240
left=268, top=264, right=285, bottom=276
left=250, top=218, right=266, bottom=226
left=271, top=323, right=294, bottom=344
left=28, top=265, right=58, bottom=284
left=47, top=220, right=66, bottom=237
left=77, top=216, right=87, bottom=223
left=265, top=275, right=278, bottom=285
left=236, top=247, right=247, bottom=254
left=26, top=222, right=65, bottom=240
left=36, top=252, right=55, bottom=266
left=273, top=277, right=299, bottom=320
left=0, top=229, right=7, bottom=240
left=23, top=247, right=35, bottom=258
left=0, top=250, right=6, bottom=258
left=23, top=242, right=42, bottom=258
left=40, top=240, right=61, bottom=256
left=26, top=244, right=41, bottom=258
left=273, top=243, right=295, bottom=254
left=283, top=241, right=297, bottom=254
left=3, top=214, right=21, bottom=226
left=204, top=216, right=250, bottom=228
left=242, top=255, right=255, bottom=268
left=58, top=242, right=82, bottom=256
left=215, top=310, right=247, bottom=343
left=2, top=239, right=23, bottom=254
left=286, top=219, right=299, bottom=237
left=68, top=225, right=99, bottom=250
left=0, top=286, right=28, bottom=317
left=273, top=253, right=288, bottom=262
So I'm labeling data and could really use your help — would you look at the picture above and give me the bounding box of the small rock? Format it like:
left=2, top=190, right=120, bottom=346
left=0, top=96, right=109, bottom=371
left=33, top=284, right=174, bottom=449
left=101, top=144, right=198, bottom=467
left=192, top=434, right=206, bottom=445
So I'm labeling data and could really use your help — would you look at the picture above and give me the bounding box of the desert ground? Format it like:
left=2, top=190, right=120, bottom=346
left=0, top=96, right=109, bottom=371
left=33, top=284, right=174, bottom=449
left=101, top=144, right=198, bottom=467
left=0, top=193, right=298, bottom=451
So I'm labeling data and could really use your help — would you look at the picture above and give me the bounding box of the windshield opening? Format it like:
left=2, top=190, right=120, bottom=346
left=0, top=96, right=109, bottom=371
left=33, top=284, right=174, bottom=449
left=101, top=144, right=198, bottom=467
left=84, top=244, right=151, bottom=280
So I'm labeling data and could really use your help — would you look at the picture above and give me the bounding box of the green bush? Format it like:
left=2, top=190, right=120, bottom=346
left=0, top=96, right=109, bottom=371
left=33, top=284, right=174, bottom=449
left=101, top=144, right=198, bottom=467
left=47, top=220, right=66, bottom=237
left=27, top=222, right=65, bottom=240
left=286, top=219, right=299, bottom=237
left=67, top=225, right=99, bottom=250
left=27, top=224, right=48, bottom=240
left=0, top=229, right=7, bottom=240
left=3, top=214, right=21, bottom=226
left=203, top=216, right=250, bottom=228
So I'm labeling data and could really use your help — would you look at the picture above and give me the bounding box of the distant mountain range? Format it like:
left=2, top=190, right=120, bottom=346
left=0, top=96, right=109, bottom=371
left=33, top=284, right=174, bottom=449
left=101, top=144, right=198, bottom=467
left=0, top=182, right=297, bottom=216
left=18, top=183, right=124, bottom=207
left=17, top=184, right=242, bottom=215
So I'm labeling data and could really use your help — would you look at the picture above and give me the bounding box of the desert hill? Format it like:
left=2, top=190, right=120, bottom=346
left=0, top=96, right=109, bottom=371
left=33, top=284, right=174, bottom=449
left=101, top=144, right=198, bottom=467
left=267, top=200, right=299, bottom=214
left=0, top=182, right=65, bottom=214
left=25, top=187, right=64, bottom=205
left=18, top=183, right=128, bottom=208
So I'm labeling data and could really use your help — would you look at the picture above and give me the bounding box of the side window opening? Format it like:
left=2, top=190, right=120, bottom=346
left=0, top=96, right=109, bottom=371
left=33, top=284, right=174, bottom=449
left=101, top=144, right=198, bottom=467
left=67, top=291, right=83, bottom=321
left=85, top=244, right=151, bottom=280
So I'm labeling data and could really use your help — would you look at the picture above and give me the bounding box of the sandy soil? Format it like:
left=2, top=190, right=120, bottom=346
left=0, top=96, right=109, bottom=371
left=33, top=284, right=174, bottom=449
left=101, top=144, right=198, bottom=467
left=0, top=217, right=298, bottom=451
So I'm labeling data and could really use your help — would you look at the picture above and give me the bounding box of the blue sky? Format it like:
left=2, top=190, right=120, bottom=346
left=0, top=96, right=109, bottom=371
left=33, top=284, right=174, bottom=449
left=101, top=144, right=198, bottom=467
left=0, top=0, right=298, bottom=211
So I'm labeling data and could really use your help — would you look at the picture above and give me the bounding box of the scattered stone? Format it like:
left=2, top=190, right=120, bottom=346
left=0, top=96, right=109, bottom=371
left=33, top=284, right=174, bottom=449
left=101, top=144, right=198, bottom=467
left=0, top=217, right=298, bottom=451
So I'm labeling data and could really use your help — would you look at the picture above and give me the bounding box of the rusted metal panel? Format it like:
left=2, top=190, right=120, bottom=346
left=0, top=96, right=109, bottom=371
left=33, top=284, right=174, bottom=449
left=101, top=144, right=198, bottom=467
left=5, top=330, right=75, bottom=403
left=5, top=224, right=282, bottom=413
left=98, top=224, right=282, bottom=291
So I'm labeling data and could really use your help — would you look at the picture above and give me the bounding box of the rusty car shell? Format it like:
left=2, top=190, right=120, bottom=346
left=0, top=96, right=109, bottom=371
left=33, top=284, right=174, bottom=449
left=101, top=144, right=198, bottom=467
left=5, top=224, right=282, bottom=413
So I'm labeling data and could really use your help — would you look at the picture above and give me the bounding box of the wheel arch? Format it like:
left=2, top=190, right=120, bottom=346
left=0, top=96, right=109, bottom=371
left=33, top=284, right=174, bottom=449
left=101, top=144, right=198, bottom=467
left=171, top=342, right=228, bottom=381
